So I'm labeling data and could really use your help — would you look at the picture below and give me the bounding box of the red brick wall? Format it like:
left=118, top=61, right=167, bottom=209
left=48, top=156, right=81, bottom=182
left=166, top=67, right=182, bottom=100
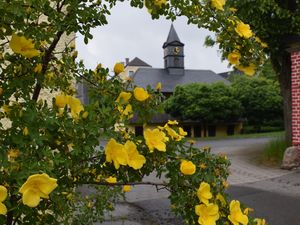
left=291, top=50, right=300, bottom=146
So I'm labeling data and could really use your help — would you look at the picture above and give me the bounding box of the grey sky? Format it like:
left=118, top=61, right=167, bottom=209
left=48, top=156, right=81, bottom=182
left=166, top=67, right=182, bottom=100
left=76, top=1, right=230, bottom=73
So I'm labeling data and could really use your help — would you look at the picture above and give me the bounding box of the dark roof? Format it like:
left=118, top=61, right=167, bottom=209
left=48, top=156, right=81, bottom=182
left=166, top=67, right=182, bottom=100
left=163, top=24, right=184, bottom=48
left=126, top=57, right=152, bottom=67
left=132, top=68, right=229, bottom=92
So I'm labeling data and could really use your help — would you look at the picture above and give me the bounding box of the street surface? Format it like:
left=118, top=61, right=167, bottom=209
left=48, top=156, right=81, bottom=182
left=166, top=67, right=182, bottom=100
left=96, top=137, right=300, bottom=225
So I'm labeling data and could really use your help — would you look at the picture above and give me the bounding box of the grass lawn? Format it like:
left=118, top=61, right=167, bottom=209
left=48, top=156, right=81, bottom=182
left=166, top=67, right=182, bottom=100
left=192, top=130, right=284, bottom=141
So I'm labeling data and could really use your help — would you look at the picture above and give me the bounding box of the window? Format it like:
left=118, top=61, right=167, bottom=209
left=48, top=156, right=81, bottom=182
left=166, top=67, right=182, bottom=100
left=135, top=126, right=143, bottom=137
left=227, top=125, right=235, bottom=136
left=129, top=71, right=134, bottom=77
left=208, top=125, right=216, bottom=137
left=194, top=125, right=202, bottom=137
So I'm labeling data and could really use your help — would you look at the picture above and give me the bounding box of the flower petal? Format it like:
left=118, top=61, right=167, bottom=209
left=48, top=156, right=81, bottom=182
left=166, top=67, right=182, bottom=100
left=22, top=189, right=41, bottom=207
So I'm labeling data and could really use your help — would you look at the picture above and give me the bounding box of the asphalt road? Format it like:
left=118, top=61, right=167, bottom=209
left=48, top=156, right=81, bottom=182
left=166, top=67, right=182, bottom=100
left=99, top=137, right=300, bottom=225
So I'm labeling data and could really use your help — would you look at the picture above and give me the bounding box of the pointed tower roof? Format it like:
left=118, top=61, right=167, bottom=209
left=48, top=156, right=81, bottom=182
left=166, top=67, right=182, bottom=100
left=163, top=24, right=184, bottom=48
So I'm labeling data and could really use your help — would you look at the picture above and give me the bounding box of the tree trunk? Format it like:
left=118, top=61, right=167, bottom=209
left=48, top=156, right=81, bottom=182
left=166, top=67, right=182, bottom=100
left=271, top=51, right=292, bottom=145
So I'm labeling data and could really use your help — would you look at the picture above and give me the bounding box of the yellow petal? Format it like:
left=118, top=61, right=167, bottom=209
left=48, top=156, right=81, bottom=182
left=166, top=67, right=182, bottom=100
left=133, top=87, right=149, bottom=101
left=123, top=185, right=131, bottom=192
left=0, top=202, right=7, bottom=215
left=0, top=185, right=7, bottom=202
left=22, top=189, right=41, bottom=207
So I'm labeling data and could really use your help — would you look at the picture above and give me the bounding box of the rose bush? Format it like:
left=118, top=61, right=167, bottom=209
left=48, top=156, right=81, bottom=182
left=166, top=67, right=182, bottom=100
left=0, top=0, right=267, bottom=224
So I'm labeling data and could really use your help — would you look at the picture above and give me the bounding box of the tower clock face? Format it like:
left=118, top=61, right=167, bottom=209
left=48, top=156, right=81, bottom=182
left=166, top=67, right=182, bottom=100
left=174, top=47, right=180, bottom=54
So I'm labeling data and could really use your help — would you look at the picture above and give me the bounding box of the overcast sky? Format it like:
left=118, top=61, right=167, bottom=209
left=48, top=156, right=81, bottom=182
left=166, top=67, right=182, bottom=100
left=76, top=1, right=230, bottom=74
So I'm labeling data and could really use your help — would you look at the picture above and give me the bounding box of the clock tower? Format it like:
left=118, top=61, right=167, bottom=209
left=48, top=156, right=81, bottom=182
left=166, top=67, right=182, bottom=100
left=163, top=24, right=185, bottom=75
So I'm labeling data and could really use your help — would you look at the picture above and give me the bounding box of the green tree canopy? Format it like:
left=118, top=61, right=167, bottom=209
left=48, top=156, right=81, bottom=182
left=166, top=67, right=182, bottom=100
left=232, top=76, right=283, bottom=129
left=165, top=82, right=242, bottom=123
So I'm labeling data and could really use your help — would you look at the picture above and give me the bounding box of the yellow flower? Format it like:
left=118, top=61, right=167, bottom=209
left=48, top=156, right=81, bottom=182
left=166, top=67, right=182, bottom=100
left=114, top=63, right=124, bottom=75
left=229, top=7, right=237, bottom=12
left=7, top=148, right=20, bottom=160
left=195, top=203, right=220, bottom=225
left=178, top=127, right=187, bottom=136
left=0, top=185, right=8, bottom=215
left=105, top=176, right=117, bottom=184
left=116, top=92, right=132, bottom=104
left=228, top=52, right=241, bottom=65
left=69, top=97, right=84, bottom=119
left=123, top=104, right=133, bottom=117
left=19, top=173, right=58, bottom=208
left=200, top=163, right=207, bottom=169
left=164, top=125, right=181, bottom=141
left=254, top=218, right=266, bottom=225
left=235, top=22, right=253, bottom=39
left=9, top=34, right=40, bottom=58
left=211, top=0, right=225, bottom=11
left=104, top=138, right=128, bottom=169
left=124, top=140, right=146, bottom=170
left=133, top=87, right=149, bottom=101
left=255, top=37, right=268, bottom=48
left=23, top=127, right=29, bottom=136
left=180, top=160, right=196, bottom=175
left=34, top=63, right=43, bottom=73
left=243, top=207, right=254, bottom=215
left=55, top=94, right=69, bottom=108
left=236, top=63, right=256, bottom=76
left=82, top=111, right=89, bottom=119
left=156, top=82, right=162, bottom=91
left=228, top=200, right=249, bottom=225
left=216, top=193, right=226, bottom=206
left=222, top=180, right=229, bottom=189
left=154, top=0, right=166, bottom=7
left=167, top=120, right=178, bottom=125
left=123, top=185, right=131, bottom=192
left=197, top=182, right=212, bottom=206
left=144, top=128, right=169, bottom=152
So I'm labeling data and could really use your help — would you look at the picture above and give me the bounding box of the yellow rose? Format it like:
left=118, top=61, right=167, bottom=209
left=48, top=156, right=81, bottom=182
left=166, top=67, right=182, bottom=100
left=104, top=138, right=128, bottom=169
left=9, top=34, right=40, bottom=58
left=123, top=185, right=131, bottom=193
left=133, top=87, right=149, bottom=101
left=228, top=200, right=249, bottom=225
left=105, top=176, right=117, bottom=184
left=236, top=63, right=256, bottom=76
left=197, top=182, right=212, bottom=206
left=19, top=173, right=58, bottom=207
left=156, top=82, right=162, bottom=91
left=195, top=203, right=220, bottom=225
left=228, top=51, right=241, bottom=65
left=211, top=0, right=225, bottom=11
left=124, top=140, right=146, bottom=170
left=113, top=63, right=124, bottom=75
left=235, top=22, right=253, bottom=39
left=55, top=94, right=69, bottom=108
left=144, top=128, right=169, bottom=152
left=116, top=92, right=132, bottom=104
left=0, top=185, right=8, bottom=215
left=34, top=63, right=43, bottom=73
left=23, top=127, right=29, bottom=136
left=254, top=218, right=266, bottom=225
left=180, top=160, right=196, bottom=175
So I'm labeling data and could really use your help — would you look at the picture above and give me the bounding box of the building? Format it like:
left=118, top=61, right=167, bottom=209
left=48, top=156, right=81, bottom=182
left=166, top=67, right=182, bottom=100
left=124, top=24, right=243, bottom=138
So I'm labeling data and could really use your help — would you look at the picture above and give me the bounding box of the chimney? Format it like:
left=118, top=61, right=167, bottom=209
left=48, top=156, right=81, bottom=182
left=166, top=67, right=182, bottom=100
left=125, top=58, right=130, bottom=66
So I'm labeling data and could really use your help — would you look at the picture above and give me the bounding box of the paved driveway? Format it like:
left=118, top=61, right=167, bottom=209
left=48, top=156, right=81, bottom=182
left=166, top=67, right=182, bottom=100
left=98, top=137, right=300, bottom=225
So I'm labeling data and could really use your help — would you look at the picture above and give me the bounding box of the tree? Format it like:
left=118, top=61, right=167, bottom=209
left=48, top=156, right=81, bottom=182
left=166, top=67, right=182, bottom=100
left=232, top=76, right=283, bottom=132
left=222, top=0, right=300, bottom=143
left=165, top=82, right=242, bottom=132
left=0, top=0, right=270, bottom=224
